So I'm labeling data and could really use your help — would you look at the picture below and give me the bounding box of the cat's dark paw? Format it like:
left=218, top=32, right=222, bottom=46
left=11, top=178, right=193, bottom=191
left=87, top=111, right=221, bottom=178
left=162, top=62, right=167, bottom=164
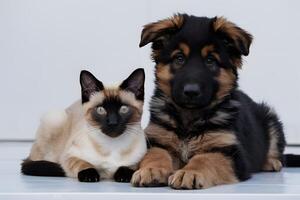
left=78, top=168, right=100, bottom=182
left=114, top=166, right=135, bottom=183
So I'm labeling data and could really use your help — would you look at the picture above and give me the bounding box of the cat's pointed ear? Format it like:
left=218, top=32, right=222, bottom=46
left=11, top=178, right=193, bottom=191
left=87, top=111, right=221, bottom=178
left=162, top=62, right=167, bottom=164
left=120, top=68, right=145, bottom=101
left=80, top=70, right=104, bottom=104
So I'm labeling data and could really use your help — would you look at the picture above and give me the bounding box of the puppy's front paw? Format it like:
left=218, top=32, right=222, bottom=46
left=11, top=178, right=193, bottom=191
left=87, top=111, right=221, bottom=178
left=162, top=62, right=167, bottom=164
left=78, top=168, right=100, bottom=182
left=168, top=170, right=205, bottom=189
left=114, top=166, right=134, bottom=183
left=263, top=158, right=282, bottom=172
left=131, top=167, right=171, bottom=187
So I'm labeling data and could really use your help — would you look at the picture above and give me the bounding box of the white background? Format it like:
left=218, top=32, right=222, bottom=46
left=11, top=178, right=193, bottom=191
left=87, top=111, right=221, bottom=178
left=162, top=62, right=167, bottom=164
left=0, top=0, right=299, bottom=143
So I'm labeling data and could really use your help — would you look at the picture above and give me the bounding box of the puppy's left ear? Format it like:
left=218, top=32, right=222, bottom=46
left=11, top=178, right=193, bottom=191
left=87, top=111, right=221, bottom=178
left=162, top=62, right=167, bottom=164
left=139, top=14, right=185, bottom=47
left=120, top=68, right=145, bottom=101
left=213, top=17, right=253, bottom=56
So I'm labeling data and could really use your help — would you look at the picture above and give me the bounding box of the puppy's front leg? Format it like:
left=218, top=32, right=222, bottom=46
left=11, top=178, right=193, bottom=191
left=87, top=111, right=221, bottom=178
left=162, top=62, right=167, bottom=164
left=62, top=156, right=100, bottom=182
left=131, top=147, right=173, bottom=187
left=169, top=153, right=238, bottom=189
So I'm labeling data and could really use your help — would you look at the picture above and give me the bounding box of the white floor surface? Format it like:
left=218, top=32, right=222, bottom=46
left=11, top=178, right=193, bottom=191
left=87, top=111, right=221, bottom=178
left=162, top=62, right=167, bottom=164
left=1, top=142, right=300, bottom=200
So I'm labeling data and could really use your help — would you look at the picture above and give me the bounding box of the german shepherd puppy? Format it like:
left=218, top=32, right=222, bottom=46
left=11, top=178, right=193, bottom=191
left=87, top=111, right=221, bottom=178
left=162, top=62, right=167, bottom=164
left=131, top=14, right=300, bottom=189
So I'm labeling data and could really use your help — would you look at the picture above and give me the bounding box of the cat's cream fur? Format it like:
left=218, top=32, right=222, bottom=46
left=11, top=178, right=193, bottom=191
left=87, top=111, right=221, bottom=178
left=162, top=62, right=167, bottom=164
left=26, top=80, right=147, bottom=179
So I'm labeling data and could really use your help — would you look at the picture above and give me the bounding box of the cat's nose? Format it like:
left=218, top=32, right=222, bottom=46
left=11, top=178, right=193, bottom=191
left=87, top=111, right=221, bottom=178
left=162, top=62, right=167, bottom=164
left=107, top=114, right=118, bottom=126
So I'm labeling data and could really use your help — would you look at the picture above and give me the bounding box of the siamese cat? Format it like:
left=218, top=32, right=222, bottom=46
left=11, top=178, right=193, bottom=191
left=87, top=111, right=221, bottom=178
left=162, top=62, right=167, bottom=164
left=21, top=68, right=147, bottom=182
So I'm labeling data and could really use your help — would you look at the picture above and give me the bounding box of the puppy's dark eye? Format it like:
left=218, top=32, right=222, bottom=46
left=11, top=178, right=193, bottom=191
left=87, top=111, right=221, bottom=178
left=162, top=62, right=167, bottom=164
left=205, top=55, right=217, bottom=67
left=173, top=53, right=186, bottom=65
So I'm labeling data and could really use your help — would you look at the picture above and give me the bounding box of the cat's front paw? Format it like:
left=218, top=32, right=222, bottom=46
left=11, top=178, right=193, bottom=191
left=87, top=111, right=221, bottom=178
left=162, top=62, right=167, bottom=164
left=114, top=166, right=135, bottom=183
left=78, top=168, right=100, bottom=182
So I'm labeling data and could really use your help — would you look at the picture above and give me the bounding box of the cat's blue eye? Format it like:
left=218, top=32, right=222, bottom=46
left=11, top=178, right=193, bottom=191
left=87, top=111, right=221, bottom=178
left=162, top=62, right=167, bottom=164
left=119, top=105, right=129, bottom=114
left=96, top=106, right=106, bottom=115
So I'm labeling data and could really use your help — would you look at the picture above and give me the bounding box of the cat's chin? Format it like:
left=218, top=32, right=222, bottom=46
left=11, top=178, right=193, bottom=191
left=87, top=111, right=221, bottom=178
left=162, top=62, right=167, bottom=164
left=103, top=132, right=124, bottom=138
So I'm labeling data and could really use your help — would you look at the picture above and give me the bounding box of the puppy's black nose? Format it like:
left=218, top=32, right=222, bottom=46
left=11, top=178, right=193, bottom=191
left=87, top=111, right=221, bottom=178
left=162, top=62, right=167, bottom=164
left=183, top=84, right=201, bottom=98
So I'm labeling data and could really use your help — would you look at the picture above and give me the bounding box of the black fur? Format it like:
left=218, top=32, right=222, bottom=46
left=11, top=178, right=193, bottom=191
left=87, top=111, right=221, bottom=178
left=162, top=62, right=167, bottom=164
left=120, top=68, right=145, bottom=101
left=80, top=70, right=104, bottom=104
left=78, top=168, right=100, bottom=182
left=142, top=13, right=299, bottom=184
left=91, top=97, right=134, bottom=137
left=284, top=154, right=300, bottom=167
left=114, top=166, right=135, bottom=182
left=85, top=68, right=145, bottom=138
left=21, top=160, right=65, bottom=177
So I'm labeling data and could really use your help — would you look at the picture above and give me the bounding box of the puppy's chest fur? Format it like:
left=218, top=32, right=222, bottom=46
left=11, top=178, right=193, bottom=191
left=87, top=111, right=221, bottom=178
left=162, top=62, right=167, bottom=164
left=150, top=95, right=239, bottom=134
left=147, top=96, right=239, bottom=165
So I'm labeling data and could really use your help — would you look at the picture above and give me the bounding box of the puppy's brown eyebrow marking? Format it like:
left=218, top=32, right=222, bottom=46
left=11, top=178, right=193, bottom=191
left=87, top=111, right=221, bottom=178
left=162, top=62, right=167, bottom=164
left=171, top=43, right=190, bottom=58
left=171, top=49, right=181, bottom=58
left=211, top=52, right=221, bottom=62
left=179, top=43, right=190, bottom=57
left=201, top=44, right=215, bottom=57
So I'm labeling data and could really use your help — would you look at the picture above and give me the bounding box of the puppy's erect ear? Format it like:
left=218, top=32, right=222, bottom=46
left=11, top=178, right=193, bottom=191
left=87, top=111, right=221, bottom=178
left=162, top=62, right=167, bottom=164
left=213, top=17, right=253, bottom=56
left=80, top=70, right=104, bottom=104
left=120, top=68, right=145, bottom=101
left=139, top=14, right=185, bottom=47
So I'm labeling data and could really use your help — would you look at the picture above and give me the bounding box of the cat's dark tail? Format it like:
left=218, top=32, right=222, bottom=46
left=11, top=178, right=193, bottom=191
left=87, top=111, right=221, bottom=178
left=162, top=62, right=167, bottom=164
left=284, top=154, right=300, bottom=167
left=21, top=159, right=65, bottom=177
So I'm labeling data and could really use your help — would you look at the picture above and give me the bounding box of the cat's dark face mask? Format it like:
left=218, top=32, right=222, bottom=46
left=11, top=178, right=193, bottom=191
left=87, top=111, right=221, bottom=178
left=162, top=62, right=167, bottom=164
left=80, top=68, right=145, bottom=138
left=91, top=99, right=134, bottom=137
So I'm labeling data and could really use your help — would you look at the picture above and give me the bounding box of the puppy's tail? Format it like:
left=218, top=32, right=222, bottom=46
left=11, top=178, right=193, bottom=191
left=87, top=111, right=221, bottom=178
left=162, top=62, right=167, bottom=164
left=21, top=159, right=65, bottom=177
left=284, top=154, right=300, bottom=167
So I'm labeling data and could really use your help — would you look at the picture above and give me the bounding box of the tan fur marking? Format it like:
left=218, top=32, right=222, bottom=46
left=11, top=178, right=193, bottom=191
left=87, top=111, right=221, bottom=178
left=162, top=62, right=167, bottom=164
left=128, top=106, right=142, bottom=123
left=213, top=17, right=241, bottom=38
left=189, top=131, right=237, bottom=154
left=145, top=123, right=179, bottom=152
left=215, top=68, right=236, bottom=99
left=169, top=153, right=238, bottom=189
left=103, top=87, right=119, bottom=98
left=211, top=52, right=221, bottom=62
left=263, top=158, right=282, bottom=172
left=213, top=17, right=248, bottom=47
left=171, top=49, right=181, bottom=58
left=131, top=147, right=173, bottom=187
left=201, top=45, right=215, bottom=58
left=141, top=14, right=184, bottom=46
left=141, top=123, right=238, bottom=188
left=155, top=64, right=173, bottom=96
left=213, top=17, right=252, bottom=58
left=66, top=157, right=94, bottom=175
left=179, top=43, right=190, bottom=57
left=231, top=58, right=243, bottom=68
left=146, top=123, right=237, bottom=164
left=262, top=123, right=282, bottom=171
